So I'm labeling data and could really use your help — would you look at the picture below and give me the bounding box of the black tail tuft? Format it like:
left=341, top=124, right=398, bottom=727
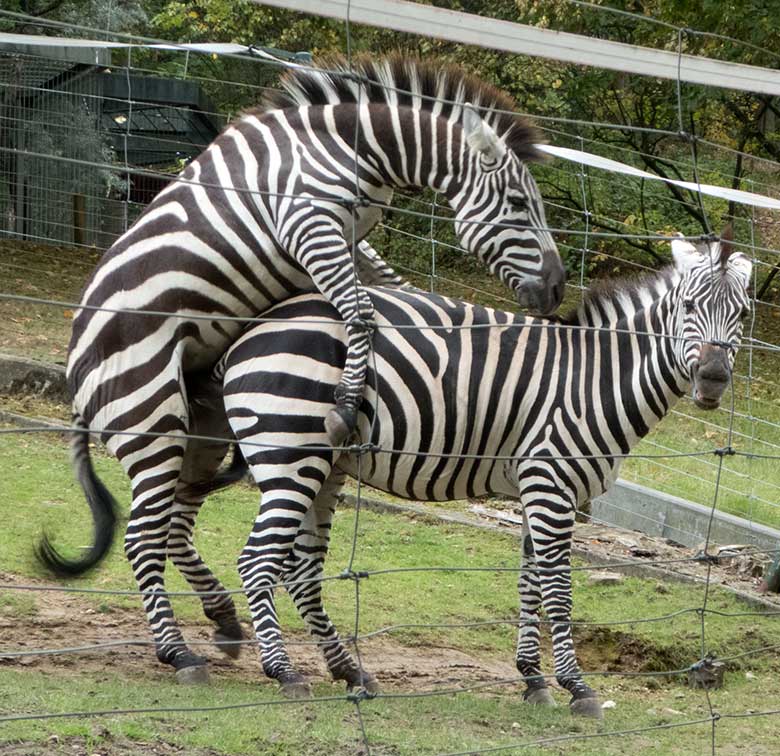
left=36, top=419, right=118, bottom=577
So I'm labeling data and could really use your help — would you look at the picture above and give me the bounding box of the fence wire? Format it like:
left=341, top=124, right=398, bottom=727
left=1, top=4, right=780, bottom=756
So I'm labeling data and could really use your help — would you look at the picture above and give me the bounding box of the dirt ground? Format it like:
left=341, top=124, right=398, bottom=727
left=0, top=570, right=519, bottom=692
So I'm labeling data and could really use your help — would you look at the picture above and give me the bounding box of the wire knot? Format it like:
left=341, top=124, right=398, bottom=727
left=347, top=441, right=379, bottom=456
left=339, top=70, right=364, bottom=84
left=339, top=568, right=369, bottom=581
left=347, top=317, right=376, bottom=331
left=713, top=446, right=735, bottom=457
left=339, top=195, right=372, bottom=210
left=347, top=686, right=377, bottom=703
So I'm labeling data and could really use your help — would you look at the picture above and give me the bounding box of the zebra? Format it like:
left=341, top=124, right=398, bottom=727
left=48, top=227, right=751, bottom=712
left=38, top=55, right=566, bottom=681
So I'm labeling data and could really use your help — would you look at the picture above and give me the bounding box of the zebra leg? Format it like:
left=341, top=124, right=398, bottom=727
left=169, top=394, right=244, bottom=659
left=516, top=514, right=555, bottom=707
left=112, top=398, right=207, bottom=682
left=293, top=226, right=375, bottom=446
left=325, top=285, right=374, bottom=447
left=523, top=497, right=602, bottom=718
left=284, top=468, right=379, bottom=693
left=238, top=455, right=335, bottom=698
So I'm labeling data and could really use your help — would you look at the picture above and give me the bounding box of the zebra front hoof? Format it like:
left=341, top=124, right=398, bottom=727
left=325, top=406, right=356, bottom=447
left=175, top=664, right=210, bottom=685
left=523, top=687, right=556, bottom=706
left=570, top=695, right=603, bottom=719
left=279, top=677, right=312, bottom=699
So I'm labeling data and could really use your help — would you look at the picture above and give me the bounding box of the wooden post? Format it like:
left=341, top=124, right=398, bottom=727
left=73, top=193, right=86, bottom=245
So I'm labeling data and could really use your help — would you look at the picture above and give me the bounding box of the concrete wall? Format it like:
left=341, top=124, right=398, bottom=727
left=593, top=479, right=780, bottom=550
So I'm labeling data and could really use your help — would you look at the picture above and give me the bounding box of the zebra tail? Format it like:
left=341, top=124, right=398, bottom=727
left=185, top=444, right=250, bottom=499
left=36, top=417, right=118, bottom=576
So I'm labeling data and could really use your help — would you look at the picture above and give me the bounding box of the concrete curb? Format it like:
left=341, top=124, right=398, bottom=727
left=594, top=479, right=780, bottom=552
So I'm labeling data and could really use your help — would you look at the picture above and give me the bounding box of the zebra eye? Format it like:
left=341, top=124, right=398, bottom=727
left=740, top=307, right=750, bottom=320
left=684, top=300, right=695, bottom=314
left=508, top=194, right=528, bottom=212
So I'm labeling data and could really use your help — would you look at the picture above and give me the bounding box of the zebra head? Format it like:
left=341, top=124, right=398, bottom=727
left=671, top=227, right=752, bottom=410
left=449, top=107, right=565, bottom=317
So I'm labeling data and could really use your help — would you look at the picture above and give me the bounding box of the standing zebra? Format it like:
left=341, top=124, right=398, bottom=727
left=48, top=228, right=750, bottom=711
left=39, top=55, right=565, bottom=681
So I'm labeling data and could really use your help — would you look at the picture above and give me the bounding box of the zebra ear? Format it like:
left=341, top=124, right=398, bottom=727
left=671, top=234, right=702, bottom=274
left=727, top=252, right=753, bottom=288
left=463, top=104, right=505, bottom=164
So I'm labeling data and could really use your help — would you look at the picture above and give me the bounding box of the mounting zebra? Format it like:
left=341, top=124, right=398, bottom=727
left=47, top=227, right=750, bottom=714
left=38, top=55, right=566, bottom=680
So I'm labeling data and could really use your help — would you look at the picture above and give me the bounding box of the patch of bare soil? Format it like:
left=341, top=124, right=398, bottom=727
left=0, top=571, right=518, bottom=693
left=0, top=734, right=219, bottom=756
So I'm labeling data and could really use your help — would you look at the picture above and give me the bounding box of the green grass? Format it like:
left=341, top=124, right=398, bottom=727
left=3, top=668, right=780, bottom=755
left=1, top=430, right=780, bottom=755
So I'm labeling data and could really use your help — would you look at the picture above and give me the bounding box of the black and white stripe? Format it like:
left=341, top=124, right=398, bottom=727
left=41, top=55, right=565, bottom=677
left=181, top=231, right=750, bottom=708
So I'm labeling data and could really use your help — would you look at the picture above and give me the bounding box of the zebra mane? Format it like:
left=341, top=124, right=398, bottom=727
left=561, top=266, right=679, bottom=326
left=261, top=54, right=541, bottom=162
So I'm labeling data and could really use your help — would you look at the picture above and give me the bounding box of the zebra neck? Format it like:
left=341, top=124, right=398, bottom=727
left=587, top=279, right=689, bottom=449
left=341, top=104, right=460, bottom=194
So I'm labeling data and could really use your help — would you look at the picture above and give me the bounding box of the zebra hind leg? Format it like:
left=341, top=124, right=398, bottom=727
left=523, top=498, right=603, bottom=718
left=170, top=394, right=245, bottom=659
left=516, top=521, right=556, bottom=707
left=169, top=493, right=245, bottom=658
left=284, top=469, right=379, bottom=694
left=239, top=452, right=337, bottom=698
left=113, top=397, right=208, bottom=683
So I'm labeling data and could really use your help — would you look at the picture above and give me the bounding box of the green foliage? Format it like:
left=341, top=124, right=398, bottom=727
left=14, top=1, right=779, bottom=286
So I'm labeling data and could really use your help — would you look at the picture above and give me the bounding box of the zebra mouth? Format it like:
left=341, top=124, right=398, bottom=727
left=516, top=277, right=565, bottom=317
left=693, top=391, right=721, bottom=410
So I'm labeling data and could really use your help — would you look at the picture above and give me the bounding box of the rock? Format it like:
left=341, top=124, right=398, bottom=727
left=602, top=700, right=617, bottom=709
left=688, top=656, right=725, bottom=690
left=587, top=571, right=624, bottom=585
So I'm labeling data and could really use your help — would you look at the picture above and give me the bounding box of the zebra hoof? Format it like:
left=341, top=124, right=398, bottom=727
left=175, top=664, right=210, bottom=685
left=569, top=695, right=604, bottom=719
left=214, top=630, right=243, bottom=659
left=279, top=679, right=312, bottom=699
left=523, top=687, right=556, bottom=706
left=325, top=406, right=356, bottom=447
left=347, top=671, right=380, bottom=695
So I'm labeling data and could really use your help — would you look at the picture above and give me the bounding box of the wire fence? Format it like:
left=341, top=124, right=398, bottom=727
left=1, top=2, right=780, bottom=754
